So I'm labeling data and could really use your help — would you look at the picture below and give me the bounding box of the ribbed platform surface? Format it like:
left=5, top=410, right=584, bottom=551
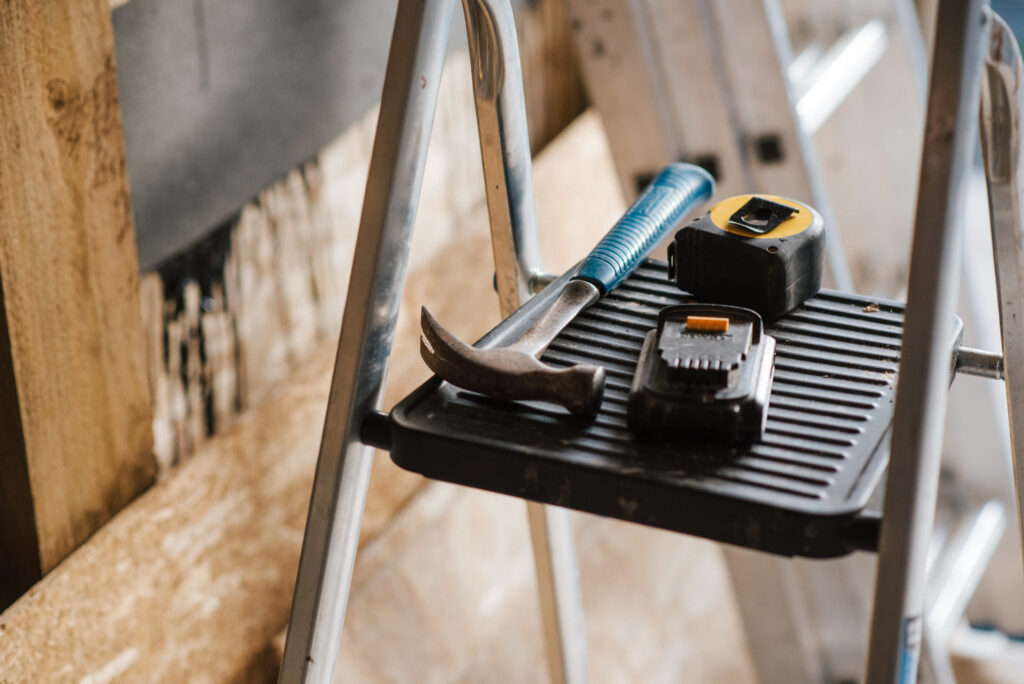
left=389, top=261, right=903, bottom=557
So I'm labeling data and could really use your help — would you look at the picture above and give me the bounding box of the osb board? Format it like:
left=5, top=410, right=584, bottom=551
left=0, top=249, right=466, bottom=683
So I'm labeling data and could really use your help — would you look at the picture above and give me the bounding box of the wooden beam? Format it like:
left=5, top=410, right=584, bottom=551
left=0, top=0, right=155, bottom=607
left=0, top=232, right=494, bottom=683
left=0, top=110, right=618, bottom=682
left=0, top=342, right=335, bottom=683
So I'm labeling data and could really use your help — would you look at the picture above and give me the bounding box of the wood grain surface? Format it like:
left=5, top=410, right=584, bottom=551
left=0, top=0, right=155, bottom=608
left=0, top=203, right=498, bottom=684
left=0, top=110, right=621, bottom=683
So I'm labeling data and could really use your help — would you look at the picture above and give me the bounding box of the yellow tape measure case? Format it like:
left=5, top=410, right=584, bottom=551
left=668, top=194, right=825, bottom=319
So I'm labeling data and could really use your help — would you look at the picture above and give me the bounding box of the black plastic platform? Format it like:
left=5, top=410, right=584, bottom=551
left=387, top=261, right=905, bottom=558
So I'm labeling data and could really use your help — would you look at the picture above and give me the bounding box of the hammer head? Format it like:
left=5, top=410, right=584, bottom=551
left=419, top=307, right=605, bottom=417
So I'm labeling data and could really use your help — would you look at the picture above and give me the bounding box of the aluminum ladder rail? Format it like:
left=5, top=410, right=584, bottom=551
left=562, top=1, right=923, bottom=680
left=565, top=1, right=1024, bottom=681
left=979, top=5, right=1024, bottom=589
left=916, top=7, right=1024, bottom=682
left=867, top=1, right=1024, bottom=681
left=278, top=1, right=587, bottom=681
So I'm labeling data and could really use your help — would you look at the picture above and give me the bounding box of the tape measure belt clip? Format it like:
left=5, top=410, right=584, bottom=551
left=727, top=196, right=799, bottom=235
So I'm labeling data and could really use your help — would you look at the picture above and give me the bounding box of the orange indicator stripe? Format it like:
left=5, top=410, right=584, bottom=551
left=685, top=315, right=730, bottom=332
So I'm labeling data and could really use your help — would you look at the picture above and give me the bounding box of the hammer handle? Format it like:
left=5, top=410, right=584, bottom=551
left=575, top=163, right=714, bottom=294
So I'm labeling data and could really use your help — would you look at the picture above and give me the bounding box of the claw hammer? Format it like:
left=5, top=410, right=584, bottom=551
left=420, top=163, right=714, bottom=415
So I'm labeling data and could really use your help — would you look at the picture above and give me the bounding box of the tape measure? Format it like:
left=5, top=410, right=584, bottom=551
left=667, top=194, right=825, bottom=319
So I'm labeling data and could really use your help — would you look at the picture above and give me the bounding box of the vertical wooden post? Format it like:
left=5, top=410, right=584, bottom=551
left=0, top=0, right=155, bottom=608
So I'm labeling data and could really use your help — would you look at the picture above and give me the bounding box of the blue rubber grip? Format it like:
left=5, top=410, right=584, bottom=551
left=575, top=163, right=714, bottom=294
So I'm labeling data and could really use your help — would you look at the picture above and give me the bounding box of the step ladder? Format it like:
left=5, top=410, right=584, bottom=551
left=565, top=1, right=1019, bottom=681
left=277, top=1, right=1024, bottom=683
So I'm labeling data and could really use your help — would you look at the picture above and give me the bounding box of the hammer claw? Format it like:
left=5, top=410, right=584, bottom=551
left=420, top=307, right=473, bottom=370
left=418, top=306, right=605, bottom=416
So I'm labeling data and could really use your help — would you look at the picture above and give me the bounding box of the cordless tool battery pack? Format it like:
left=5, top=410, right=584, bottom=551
left=628, top=304, right=775, bottom=442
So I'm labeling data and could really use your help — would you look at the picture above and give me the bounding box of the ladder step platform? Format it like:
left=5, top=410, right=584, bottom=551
left=384, top=261, right=921, bottom=558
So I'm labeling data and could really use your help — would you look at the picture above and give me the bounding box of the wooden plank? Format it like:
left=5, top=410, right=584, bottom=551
left=0, top=221, right=500, bottom=684
left=0, top=344, right=335, bottom=683
left=516, top=0, right=589, bottom=153
left=0, top=110, right=616, bottom=683
left=0, top=0, right=155, bottom=608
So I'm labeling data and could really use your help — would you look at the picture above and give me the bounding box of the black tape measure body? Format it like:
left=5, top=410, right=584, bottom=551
left=667, top=194, right=824, bottom=319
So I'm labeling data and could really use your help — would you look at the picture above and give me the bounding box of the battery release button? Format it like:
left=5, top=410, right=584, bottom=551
left=685, top=316, right=730, bottom=333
